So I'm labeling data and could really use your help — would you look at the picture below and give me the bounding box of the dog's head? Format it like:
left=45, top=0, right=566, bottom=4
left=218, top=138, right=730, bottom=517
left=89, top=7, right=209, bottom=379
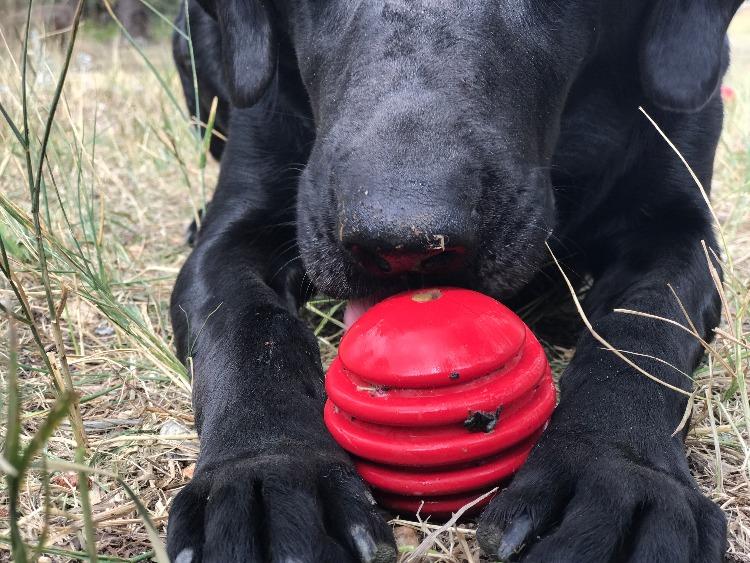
left=199, top=0, right=741, bottom=301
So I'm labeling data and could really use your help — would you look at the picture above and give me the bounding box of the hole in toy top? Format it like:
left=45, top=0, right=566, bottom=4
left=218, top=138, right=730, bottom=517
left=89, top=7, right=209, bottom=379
left=411, top=289, right=443, bottom=303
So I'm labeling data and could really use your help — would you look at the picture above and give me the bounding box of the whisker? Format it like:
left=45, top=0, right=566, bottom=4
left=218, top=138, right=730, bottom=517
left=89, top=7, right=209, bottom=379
left=270, top=254, right=303, bottom=283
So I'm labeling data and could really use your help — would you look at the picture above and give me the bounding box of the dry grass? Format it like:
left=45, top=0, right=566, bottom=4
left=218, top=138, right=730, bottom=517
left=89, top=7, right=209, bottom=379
left=1, top=6, right=749, bottom=563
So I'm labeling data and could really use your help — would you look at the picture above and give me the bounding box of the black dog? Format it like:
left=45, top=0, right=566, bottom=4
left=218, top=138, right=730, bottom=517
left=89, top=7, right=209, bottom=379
left=167, top=1, right=742, bottom=561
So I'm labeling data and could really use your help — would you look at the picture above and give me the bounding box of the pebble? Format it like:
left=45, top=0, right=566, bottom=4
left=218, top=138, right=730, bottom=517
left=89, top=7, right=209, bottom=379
left=94, top=323, right=115, bottom=337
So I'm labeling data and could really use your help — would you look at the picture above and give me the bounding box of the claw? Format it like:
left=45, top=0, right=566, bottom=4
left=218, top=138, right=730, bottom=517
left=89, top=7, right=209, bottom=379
left=351, top=524, right=377, bottom=561
left=351, top=524, right=396, bottom=563
left=497, top=513, right=532, bottom=560
left=175, top=548, right=194, bottom=563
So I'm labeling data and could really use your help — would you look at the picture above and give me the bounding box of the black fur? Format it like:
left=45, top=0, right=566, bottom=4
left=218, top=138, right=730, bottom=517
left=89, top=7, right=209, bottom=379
left=168, top=1, right=743, bottom=561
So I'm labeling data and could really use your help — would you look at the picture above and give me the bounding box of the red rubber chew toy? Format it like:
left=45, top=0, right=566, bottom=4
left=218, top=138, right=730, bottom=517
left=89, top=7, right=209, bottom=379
left=324, top=288, right=556, bottom=516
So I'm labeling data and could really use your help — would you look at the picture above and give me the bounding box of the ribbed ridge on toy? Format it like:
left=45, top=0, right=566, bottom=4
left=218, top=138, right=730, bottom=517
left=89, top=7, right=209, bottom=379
left=324, top=288, right=556, bottom=516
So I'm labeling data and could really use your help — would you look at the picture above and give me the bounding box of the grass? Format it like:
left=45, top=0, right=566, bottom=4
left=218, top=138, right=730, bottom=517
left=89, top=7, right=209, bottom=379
left=0, top=4, right=749, bottom=563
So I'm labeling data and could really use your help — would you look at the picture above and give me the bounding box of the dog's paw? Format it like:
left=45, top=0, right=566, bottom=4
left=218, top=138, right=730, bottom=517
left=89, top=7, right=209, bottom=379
left=167, top=454, right=396, bottom=563
left=477, top=431, right=726, bottom=563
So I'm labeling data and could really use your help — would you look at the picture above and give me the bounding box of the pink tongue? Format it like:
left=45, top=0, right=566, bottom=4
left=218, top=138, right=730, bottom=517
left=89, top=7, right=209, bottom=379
left=344, top=297, right=379, bottom=330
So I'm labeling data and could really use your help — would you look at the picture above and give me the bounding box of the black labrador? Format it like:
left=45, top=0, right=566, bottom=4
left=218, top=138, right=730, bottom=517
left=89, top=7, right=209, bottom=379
left=167, top=1, right=743, bottom=561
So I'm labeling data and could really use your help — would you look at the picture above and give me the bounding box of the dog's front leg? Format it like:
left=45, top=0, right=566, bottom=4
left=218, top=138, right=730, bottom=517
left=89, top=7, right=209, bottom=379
left=479, top=231, right=725, bottom=562
left=165, top=108, right=395, bottom=563
left=478, top=125, right=727, bottom=560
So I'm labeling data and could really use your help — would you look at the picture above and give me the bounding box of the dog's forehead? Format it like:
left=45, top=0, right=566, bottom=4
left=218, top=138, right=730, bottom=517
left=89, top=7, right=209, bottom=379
left=288, top=0, right=593, bottom=51
left=310, top=0, right=537, bottom=27
left=285, top=0, right=600, bottom=106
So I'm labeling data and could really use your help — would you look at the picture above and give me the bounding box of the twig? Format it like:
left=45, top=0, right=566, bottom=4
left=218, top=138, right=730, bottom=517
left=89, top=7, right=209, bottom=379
left=613, top=308, right=736, bottom=378
left=547, top=243, right=691, bottom=397
left=638, top=106, right=733, bottom=271
left=706, top=357, right=724, bottom=492
left=714, top=327, right=750, bottom=350
left=404, top=488, right=497, bottom=562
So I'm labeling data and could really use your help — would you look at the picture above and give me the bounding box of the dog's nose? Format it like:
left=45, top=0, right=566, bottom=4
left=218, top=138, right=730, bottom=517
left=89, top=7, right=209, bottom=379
left=348, top=244, right=467, bottom=276
left=337, top=186, right=478, bottom=277
left=341, top=212, right=474, bottom=276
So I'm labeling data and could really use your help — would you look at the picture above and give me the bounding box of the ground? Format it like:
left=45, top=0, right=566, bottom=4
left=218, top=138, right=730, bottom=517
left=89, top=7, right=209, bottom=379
left=0, top=6, right=749, bottom=563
